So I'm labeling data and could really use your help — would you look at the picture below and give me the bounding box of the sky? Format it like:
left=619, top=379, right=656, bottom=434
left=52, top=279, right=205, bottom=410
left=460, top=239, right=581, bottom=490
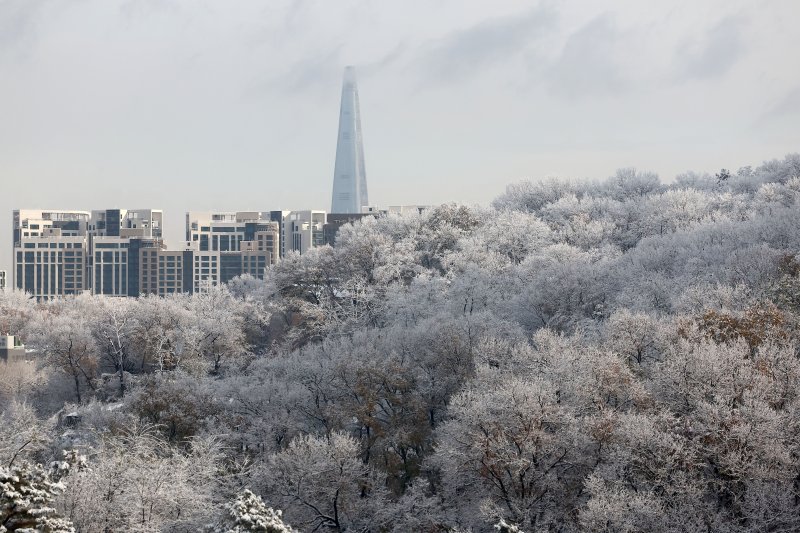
left=1, top=0, right=799, bottom=272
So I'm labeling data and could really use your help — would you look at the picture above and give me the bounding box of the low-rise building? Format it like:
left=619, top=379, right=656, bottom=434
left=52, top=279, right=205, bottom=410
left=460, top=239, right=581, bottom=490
left=0, top=335, right=26, bottom=363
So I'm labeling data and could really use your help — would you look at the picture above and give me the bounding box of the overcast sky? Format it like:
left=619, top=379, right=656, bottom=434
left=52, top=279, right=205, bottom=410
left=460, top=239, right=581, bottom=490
left=1, top=0, right=799, bottom=271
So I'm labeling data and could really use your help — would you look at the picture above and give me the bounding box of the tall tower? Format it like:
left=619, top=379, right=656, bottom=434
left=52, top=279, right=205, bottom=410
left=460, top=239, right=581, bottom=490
left=330, top=66, right=368, bottom=214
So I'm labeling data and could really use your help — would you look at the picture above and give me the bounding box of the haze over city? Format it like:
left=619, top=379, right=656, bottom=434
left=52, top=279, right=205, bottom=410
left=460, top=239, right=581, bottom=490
left=2, top=0, right=799, bottom=272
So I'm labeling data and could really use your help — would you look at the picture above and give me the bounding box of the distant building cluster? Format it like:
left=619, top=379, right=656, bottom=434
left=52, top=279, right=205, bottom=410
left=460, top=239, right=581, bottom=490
left=9, top=67, right=430, bottom=300
left=11, top=206, right=429, bottom=300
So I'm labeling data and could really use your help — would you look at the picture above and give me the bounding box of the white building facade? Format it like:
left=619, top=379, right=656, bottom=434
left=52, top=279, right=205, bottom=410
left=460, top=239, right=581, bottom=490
left=284, top=210, right=326, bottom=255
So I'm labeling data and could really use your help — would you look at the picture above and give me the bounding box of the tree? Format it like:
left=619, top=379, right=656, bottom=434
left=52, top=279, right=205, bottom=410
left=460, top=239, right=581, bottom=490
left=128, top=295, right=185, bottom=372
left=87, top=297, right=136, bottom=397
left=603, top=310, right=662, bottom=367
left=0, top=402, right=50, bottom=469
left=432, top=376, right=578, bottom=530
left=1, top=454, right=81, bottom=533
left=27, top=307, right=98, bottom=403
left=185, top=287, right=248, bottom=374
left=57, top=423, right=221, bottom=532
left=0, top=360, right=43, bottom=405
left=218, top=490, right=296, bottom=533
left=0, top=291, right=36, bottom=339
left=258, top=433, right=387, bottom=532
left=125, top=372, right=220, bottom=442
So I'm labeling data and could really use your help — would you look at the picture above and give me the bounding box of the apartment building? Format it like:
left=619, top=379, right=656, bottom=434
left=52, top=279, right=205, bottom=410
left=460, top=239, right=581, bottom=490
left=12, top=210, right=91, bottom=299
left=187, top=211, right=277, bottom=252
left=186, top=212, right=281, bottom=284
left=192, top=249, right=220, bottom=293
left=0, top=270, right=6, bottom=291
left=88, top=209, right=163, bottom=239
left=139, top=243, right=193, bottom=296
left=270, top=210, right=291, bottom=258
left=91, top=237, right=130, bottom=297
left=12, top=209, right=90, bottom=246
left=220, top=248, right=273, bottom=283
left=87, top=210, right=165, bottom=296
left=284, top=210, right=326, bottom=255
left=14, top=230, right=87, bottom=299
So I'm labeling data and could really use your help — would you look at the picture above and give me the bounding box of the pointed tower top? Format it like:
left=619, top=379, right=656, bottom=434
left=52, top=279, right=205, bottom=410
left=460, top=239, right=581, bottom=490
left=342, top=65, right=357, bottom=88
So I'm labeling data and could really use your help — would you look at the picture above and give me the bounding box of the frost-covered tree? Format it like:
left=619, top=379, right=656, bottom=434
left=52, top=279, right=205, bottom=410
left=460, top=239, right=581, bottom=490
left=27, top=305, right=98, bottom=403
left=257, top=433, right=387, bottom=532
left=86, top=296, right=137, bottom=397
left=57, top=423, right=221, bottom=532
left=2, top=152, right=800, bottom=532
left=0, top=453, right=81, bottom=533
left=217, top=489, right=295, bottom=533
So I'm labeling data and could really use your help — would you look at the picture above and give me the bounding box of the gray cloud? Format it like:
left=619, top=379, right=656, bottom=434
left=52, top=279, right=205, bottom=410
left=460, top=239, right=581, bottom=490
left=119, top=0, right=180, bottom=21
left=757, top=86, right=800, bottom=125
left=544, top=13, right=626, bottom=98
left=246, top=46, right=344, bottom=98
left=416, top=5, right=555, bottom=84
left=0, top=0, right=51, bottom=52
left=677, top=16, right=745, bottom=80
left=358, top=43, right=406, bottom=79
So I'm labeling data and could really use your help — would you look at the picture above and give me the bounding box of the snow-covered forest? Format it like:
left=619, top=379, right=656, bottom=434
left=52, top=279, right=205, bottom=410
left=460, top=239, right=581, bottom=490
left=2, top=154, right=800, bottom=532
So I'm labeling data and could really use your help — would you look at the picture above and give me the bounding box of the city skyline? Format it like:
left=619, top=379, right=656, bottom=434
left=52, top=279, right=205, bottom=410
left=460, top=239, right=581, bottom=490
left=2, top=0, right=799, bottom=273
left=9, top=206, right=427, bottom=298
left=11, top=208, right=285, bottom=298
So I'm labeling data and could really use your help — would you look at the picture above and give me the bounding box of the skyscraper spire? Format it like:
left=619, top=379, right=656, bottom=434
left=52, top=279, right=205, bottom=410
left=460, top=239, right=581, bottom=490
left=330, top=66, right=368, bottom=214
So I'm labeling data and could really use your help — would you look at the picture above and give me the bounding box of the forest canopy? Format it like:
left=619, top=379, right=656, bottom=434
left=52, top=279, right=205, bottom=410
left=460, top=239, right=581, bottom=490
left=2, top=154, right=800, bottom=532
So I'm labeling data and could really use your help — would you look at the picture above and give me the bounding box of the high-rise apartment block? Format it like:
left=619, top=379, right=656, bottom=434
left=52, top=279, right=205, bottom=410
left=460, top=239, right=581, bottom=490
left=88, top=209, right=163, bottom=239
left=13, top=209, right=90, bottom=244
left=187, top=211, right=279, bottom=257
left=185, top=211, right=280, bottom=287
left=91, top=237, right=133, bottom=297
left=140, top=244, right=194, bottom=296
left=83, top=210, right=165, bottom=297
left=12, top=210, right=91, bottom=300
left=14, top=232, right=88, bottom=300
